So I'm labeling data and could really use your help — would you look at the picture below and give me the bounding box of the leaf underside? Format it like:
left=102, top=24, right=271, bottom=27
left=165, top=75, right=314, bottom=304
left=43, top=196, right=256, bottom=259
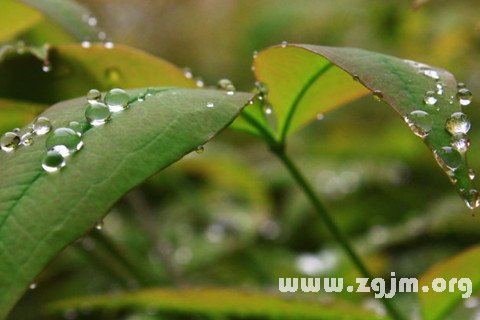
left=0, top=88, right=252, bottom=317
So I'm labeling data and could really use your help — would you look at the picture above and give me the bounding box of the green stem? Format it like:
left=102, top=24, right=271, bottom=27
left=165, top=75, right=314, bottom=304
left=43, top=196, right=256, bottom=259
left=272, top=148, right=404, bottom=320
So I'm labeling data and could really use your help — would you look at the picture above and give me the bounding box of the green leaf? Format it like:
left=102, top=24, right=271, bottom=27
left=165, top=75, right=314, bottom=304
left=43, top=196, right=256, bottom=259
left=0, top=44, right=196, bottom=104
left=252, top=44, right=475, bottom=206
left=19, top=0, right=102, bottom=42
left=0, top=98, right=45, bottom=135
left=419, top=245, right=480, bottom=320
left=0, top=88, right=252, bottom=318
left=46, top=287, right=386, bottom=320
left=0, top=0, right=42, bottom=44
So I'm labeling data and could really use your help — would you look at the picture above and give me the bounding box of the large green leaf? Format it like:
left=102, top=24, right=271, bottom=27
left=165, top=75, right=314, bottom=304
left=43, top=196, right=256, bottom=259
left=0, top=1, right=42, bottom=44
left=0, top=44, right=196, bottom=104
left=419, top=245, right=480, bottom=320
left=46, top=287, right=385, bottom=320
left=0, top=88, right=252, bottom=318
left=251, top=44, right=476, bottom=207
left=19, top=0, right=102, bottom=42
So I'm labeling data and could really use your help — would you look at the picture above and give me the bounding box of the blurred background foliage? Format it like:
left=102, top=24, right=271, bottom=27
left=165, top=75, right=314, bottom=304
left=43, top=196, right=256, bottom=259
left=2, top=0, right=480, bottom=319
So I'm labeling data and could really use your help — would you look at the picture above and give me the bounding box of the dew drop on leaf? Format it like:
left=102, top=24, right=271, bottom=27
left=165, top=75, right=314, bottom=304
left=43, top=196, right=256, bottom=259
left=469, top=169, right=476, bottom=181
left=206, top=102, right=214, bottom=108
left=68, top=121, right=86, bottom=137
left=372, top=90, right=383, bottom=101
left=183, top=67, right=193, bottom=79
left=42, top=150, right=66, bottom=173
left=445, top=112, right=470, bottom=135
left=423, top=91, right=437, bottom=106
left=450, top=133, right=470, bottom=153
left=195, top=145, right=204, bottom=154
left=217, top=79, right=236, bottom=95
left=405, top=110, right=432, bottom=138
left=46, top=128, right=84, bottom=157
left=29, top=283, right=37, bottom=290
left=95, top=220, right=104, bottom=230
left=21, top=131, right=34, bottom=146
left=81, top=40, right=92, bottom=48
left=85, top=101, right=111, bottom=126
left=87, top=89, right=102, bottom=103
left=32, top=117, right=52, bottom=135
left=104, top=88, right=130, bottom=112
left=434, top=146, right=462, bottom=171
left=0, top=132, right=20, bottom=152
left=457, top=88, right=473, bottom=106
left=462, top=189, right=480, bottom=210
left=281, top=41, right=288, bottom=48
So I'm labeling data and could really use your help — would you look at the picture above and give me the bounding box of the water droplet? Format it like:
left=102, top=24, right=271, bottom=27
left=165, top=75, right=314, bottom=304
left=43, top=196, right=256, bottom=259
left=29, top=283, right=37, bottom=290
left=424, top=91, right=437, bottom=105
left=255, top=81, right=268, bottom=97
left=32, top=117, right=52, bottom=135
left=264, top=106, right=273, bottom=115
left=316, top=113, right=325, bottom=120
left=372, top=90, right=383, bottom=101
left=95, top=220, right=103, bottom=230
left=87, top=89, right=101, bottom=103
left=183, top=67, right=193, bottom=79
left=445, top=112, right=470, bottom=135
left=12, top=128, right=20, bottom=133
left=217, top=79, right=235, bottom=95
left=469, top=169, right=476, bottom=180
left=195, top=145, right=204, bottom=154
left=0, top=132, right=20, bottom=152
left=98, top=31, right=107, bottom=41
left=81, top=41, right=92, bottom=49
left=352, top=74, right=360, bottom=82
left=68, top=121, right=86, bottom=137
left=405, top=110, right=432, bottom=138
left=457, top=82, right=466, bottom=89
left=450, top=133, right=470, bottom=153
left=281, top=41, right=288, bottom=48
left=253, top=51, right=258, bottom=59
left=436, top=83, right=444, bottom=95
left=21, top=131, right=34, bottom=146
left=85, top=101, right=111, bottom=126
left=104, top=41, right=114, bottom=49
left=42, top=62, right=51, bottom=73
left=42, top=150, right=66, bottom=173
left=104, top=88, right=130, bottom=112
left=87, top=16, right=97, bottom=27
left=457, top=88, right=473, bottom=106
left=434, top=146, right=462, bottom=171
left=462, top=189, right=480, bottom=210
left=195, top=77, right=204, bottom=87
left=421, top=69, right=440, bottom=80
left=206, top=102, right=214, bottom=108
left=46, top=128, right=83, bottom=157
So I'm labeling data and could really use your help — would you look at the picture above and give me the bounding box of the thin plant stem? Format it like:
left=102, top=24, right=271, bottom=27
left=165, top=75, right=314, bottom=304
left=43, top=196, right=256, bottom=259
left=272, top=148, right=405, bottom=320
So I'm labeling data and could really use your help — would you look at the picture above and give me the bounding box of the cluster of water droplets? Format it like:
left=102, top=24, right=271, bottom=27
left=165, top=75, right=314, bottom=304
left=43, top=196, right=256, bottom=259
left=1, top=117, right=52, bottom=153
left=403, top=59, right=477, bottom=209
left=183, top=67, right=205, bottom=87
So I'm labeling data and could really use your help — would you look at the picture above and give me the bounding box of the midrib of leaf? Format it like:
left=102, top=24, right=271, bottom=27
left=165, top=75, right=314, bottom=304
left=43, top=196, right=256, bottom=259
left=280, top=62, right=333, bottom=142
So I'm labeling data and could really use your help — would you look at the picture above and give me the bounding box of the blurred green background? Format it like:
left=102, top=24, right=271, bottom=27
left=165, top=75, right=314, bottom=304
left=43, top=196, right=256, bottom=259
left=3, top=0, right=480, bottom=319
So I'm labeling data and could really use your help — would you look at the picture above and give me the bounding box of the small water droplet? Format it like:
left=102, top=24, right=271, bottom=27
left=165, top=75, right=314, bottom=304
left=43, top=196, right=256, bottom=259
left=68, top=121, right=86, bottom=137
left=42, top=150, right=66, bottom=173
left=98, top=31, right=107, bottom=41
left=195, top=145, right=204, bottom=154
left=87, top=16, right=97, bottom=27
left=450, top=133, right=470, bottom=153
left=462, top=189, right=480, bottom=210
left=421, top=69, right=440, bottom=80
left=217, top=79, right=236, bottom=95
left=436, top=83, right=444, bottom=95
left=42, top=62, right=51, bottom=73
left=81, top=40, right=92, bottom=49
left=183, top=67, right=193, bottom=79
left=46, top=128, right=83, bottom=157
left=95, top=220, right=103, bottom=230
left=457, top=88, right=473, bottom=106
left=21, top=131, right=34, bottom=146
left=457, top=82, right=466, bottom=89
left=253, top=51, right=258, bottom=59
left=0, top=132, right=21, bottom=152
left=405, top=110, right=433, bottom=138
left=469, top=169, right=476, bottom=180
left=12, top=128, right=20, bottom=133
left=264, top=106, right=273, bottom=115
left=195, top=77, right=204, bottom=87
left=445, top=112, right=470, bottom=135
left=29, top=283, right=37, bottom=290
left=206, top=102, right=214, bottom=108
left=434, top=146, right=462, bottom=171
left=372, top=90, right=383, bottom=101
left=85, top=101, right=111, bottom=126
left=32, top=117, right=52, bottom=135
left=104, top=88, right=130, bottom=112
left=255, top=81, right=268, bottom=98
left=316, top=113, right=325, bottom=120
left=281, top=41, right=288, bottom=48
left=424, top=91, right=437, bottom=105
left=87, top=89, right=102, bottom=103
left=352, top=74, right=360, bottom=82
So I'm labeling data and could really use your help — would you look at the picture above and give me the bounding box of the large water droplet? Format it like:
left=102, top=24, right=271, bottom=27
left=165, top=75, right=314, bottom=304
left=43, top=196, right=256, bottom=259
left=462, top=189, right=480, bottom=210
left=42, top=150, right=66, bottom=173
left=424, top=91, right=437, bottom=105
left=450, top=133, right=470, bottom=153
left=0, top=132, right=20, bottom=152
left=104, top=88, right=129, bottom=112
left=434, top=146, right=462, bottom=171
left=85, top=101, right=111, bottom=126
left=457, top=88, right=473, bottom=106
left=32, top=117, right=52, bottom=135
left=405, top=110, right=432, bottom=138
left=445, top=112, right=470, bottom=135
left=87, top=89, right=101, bottom=103
left=46, top=128, right=83, bottom=157
left=217, top=79, right=236, bottom=95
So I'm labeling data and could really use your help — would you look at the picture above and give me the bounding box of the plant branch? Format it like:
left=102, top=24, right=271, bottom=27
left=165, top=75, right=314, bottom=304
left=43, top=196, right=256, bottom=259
left=272, top=147, right=405, bottom=320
